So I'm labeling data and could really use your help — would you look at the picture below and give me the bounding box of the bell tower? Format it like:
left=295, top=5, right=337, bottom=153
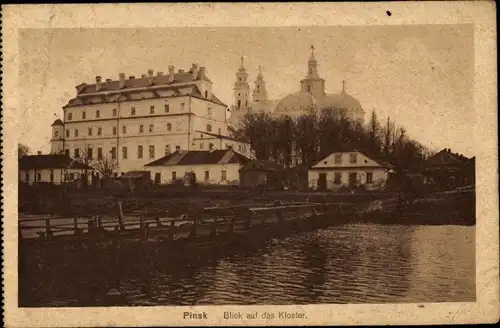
left=233, top=56, right=250, bottom=112
left=252, top=65, right=268, bottom=103
left=50, top=119, right=65, bottom=154
left=300, top=45, right=325, bottom=98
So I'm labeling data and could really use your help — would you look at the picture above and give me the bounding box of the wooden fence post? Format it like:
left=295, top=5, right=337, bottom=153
left=155, top=217, right=161, bottom=227
left=45, top=218, right=53, bottom=239
left=73, top=217, right=78, bottom=235
left=117, top=201, right=125, bottom=231
left=210, top=217, right=218, bottom=239
left=168, top=221, right=175, bottom=242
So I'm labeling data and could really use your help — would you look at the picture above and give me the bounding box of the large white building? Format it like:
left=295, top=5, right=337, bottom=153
left=51, top=65, right=253, bottom=174
left=229, top=46, right=365, bottom=127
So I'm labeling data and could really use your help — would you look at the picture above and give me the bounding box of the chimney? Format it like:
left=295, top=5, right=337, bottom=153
left=178, top=69, right=185, bottom=74
left=198, top=67, right=206, bottom=80
left=175, top=145, right=181, bottom=152
left=168, top=65, right=175, bottom=83
left=95, top=76, right=102, bottom=91
left=129, top=76, right=135, bottom=80
left=147, top=69, right=154, bottom=85
left=105, top=78, right=112, bottom=84
left=119, top=73, right=126, bottom=88
left=191, top=63, right=199, bottom=80
left=37, top=151, right=42, bottom=155
left=141, top=74, right=147, bottom=79
left=157, top=72, right=164, bottom=76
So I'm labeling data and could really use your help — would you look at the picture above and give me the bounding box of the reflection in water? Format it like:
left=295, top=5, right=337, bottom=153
left=43, top=224, right=476, bottom=306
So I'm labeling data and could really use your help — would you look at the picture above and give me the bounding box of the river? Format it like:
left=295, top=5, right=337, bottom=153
left=38, top=223, right=474, bottom=306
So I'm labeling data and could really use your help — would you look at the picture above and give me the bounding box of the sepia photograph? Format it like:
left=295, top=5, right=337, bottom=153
left=2, top=2, right=498, bottom=327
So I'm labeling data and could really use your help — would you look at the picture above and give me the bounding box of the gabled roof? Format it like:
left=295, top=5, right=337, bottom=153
left=311, top=148, right=394, bottom=169
left=426, top=149, right=470, bottom=166
left=239, top=159, right=284, bottom=172
left=19, top=154, right=93, bottom=170
left=145, top=149, right=251, bottom=167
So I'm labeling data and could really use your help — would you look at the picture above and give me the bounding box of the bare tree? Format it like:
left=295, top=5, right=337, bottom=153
left=94, top=154, right=118, bottom=179
left=18, top=143, right=30, bottom=158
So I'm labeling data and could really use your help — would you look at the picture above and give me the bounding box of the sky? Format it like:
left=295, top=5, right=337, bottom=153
left=18, top=25, right=474, bottom=156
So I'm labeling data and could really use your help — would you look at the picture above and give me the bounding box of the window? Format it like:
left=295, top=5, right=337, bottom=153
left=112, top=108, right=117, bottom=117
left=54, top=131, right=59, bottom=138
left=66, top=129, right=70, bottom=138
left=88, top=128, right=92, bottom=136
left=180, top=102, right=185, bottom=111
left=113, top=126, right=117, bottom=135
left=37, top=173, right=42, bottom=181
left=200, top=143, right=204, bottom=149
left=172, top=171, right=177, bottom=181
left=150, top=105, right=155, bottom=114
left=111, top=147, right=116, bottom=159
left=307, top=85, right=312, bottom=93
left=165, top=104, right=170, bottom=113
left=149, top=145, right=155, bottom=158
left=74, top=129, right=79, bottom=137
left=206, top=124, right=212, bottom=132
left=334, top=172, right=342, bottom=184
left=137, top=145, right=143, bottom=159
left=221, top=170, right=227, bottom=181
left=167, top=123, right=172, bottom=132
left=64, top=149, right=70, bottom=157
left=97, top=147, right=103, bottom=160
left=122, top=146, right=128, bottom=159
left=96, top=110, right=100, bottom=118
left=366, top=172, right=373, bottom=184
left=237, top=100, right=241, bottom=108
left=207, top=107, right=212, bottom=117
left=139, top=125, right=144, bottom=133
left=204, top=171, right=209, bottom=181
left=97, top=127, right=102, bottom=136
left=67, top=112, right=73, bottom=121
left=175, top=146, right=181, bottom=152
left=131, top=107, right=136, bottom=116
left=69, top=173, right=74, bottom=180
left=165, top=145, right=171, bottom=155
left=50, top=170, right=54, bottom=182
left=149, top=124, right=154, bottom=132
left=74, top=148, right=80, bottom=158
left=154, top=173, right=161, bottom=184
left=334, top=154, right=342, bottom=164
left=82, top=111, right=86, bottom=119
left=349, top=153, right=357, bottom=164
left=122, top=125, right=126, bottom=134
left=87, top=148, right=93, bottom=159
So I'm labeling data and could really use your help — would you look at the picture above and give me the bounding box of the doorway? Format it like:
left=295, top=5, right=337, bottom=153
left=348, top=173, right=357, bottom=187
left=318, top=173, right=327, bottom=190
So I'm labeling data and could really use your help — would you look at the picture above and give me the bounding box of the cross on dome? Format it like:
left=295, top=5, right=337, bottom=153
left=342, top=80, right=347, bottom=93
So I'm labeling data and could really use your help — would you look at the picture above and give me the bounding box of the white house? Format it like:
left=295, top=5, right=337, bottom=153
left=51, top=64, right=252, bottom=174
left=308, top=150, right=394, bottom=191
left=19, top=154, right=94, bottom=185
left=144, top=148, right=251, bottom=185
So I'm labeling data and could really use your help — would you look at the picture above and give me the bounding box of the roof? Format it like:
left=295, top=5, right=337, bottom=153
left=145, top=149, right=251, bottom=167
left=120, top=171, right=151, bottom=179
left=239, top=160, right=284, bottom=172
left=311, top=149, right=394, bottom=169
left=426, top=149, right=470, bottom=166
left=19, top=154, right=94, bottom=170
left=51, top=119, right=63, bottom=126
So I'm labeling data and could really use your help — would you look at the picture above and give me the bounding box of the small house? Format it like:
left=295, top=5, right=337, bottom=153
left=424, top=148, right=474, bottom=189
left=308, top=150, right=394, bottom=191
left=144, top=148, right=251, bottom=185
left=239, top=160, right=285, bottom=189
left=19, top=154, right=94, bottom=185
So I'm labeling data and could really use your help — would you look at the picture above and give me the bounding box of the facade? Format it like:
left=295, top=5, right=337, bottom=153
left=144, top=148, right=251, bottom=185
left=51, top=65, right=252, bottom=174
left=308, top=150, right=394, bottom=191
left=229, top=46, right=365, bottom=128
left=239, top=160, right=285, bottom=189
left=424, top=148, right=475, bottom=189
left=19, top=154, right=94, bottom=185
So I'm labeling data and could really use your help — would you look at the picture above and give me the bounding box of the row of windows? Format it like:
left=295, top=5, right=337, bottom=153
left=154, top=170, right=227, bottom=183
left=323, top=153, right=358, bottom=165
left=63, top=123, right=215, bottom=138
left=68, top=144, right=180, bottom=160
left=328, top=172, right=373, bottom=184
left=66, top=103, right=183, bottom=121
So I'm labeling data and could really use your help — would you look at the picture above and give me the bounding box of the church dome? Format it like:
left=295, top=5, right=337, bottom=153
left=317, top=91, right=362, bottom=111
left=51, top=119, right=63, bottom=126
left=274, top=92, right=317, bottom=116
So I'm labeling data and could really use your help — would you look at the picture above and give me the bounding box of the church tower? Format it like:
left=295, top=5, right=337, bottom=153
left=300, top=45, right=325, bottom=99
left=252, top=65, right=268, bottom=103
left=233, top=56, right=250, bottom=111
